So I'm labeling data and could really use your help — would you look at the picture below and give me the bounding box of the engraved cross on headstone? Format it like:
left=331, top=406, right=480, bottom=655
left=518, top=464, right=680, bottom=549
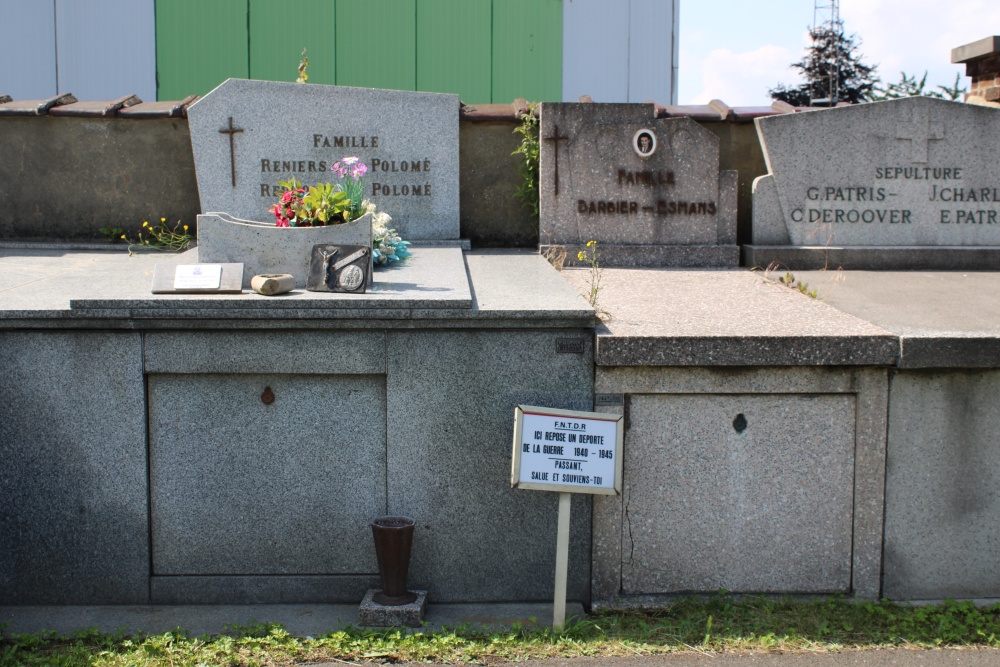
left=544, top=125, right=570, bottom=196
left=218, top=116, right=244, bottom=187
left=896, top=107, right=944, bottom=164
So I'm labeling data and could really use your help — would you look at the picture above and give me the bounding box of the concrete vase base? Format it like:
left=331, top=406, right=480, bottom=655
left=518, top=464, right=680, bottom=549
left=359, top=589, right=428, bottom=627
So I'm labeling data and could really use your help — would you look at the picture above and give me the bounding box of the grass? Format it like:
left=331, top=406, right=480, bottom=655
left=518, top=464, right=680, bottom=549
left=2, top=596, right=999, bottom=666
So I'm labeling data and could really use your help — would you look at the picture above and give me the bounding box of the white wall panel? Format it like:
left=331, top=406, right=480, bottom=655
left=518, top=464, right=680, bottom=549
left=55, top=0, right=156, bottom=101
left=0, top=0, right=57, bottom=99
left=562, top=0, right=629, bottom=102
left=628, top=0, right=677, bottom=104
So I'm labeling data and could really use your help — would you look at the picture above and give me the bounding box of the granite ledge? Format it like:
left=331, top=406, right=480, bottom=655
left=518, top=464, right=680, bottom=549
left=743, top=245, right=1000, bottom=272
left=777, top=271, right=1000, bottom=369
left=0, top=247, right=593, bottom=328
left=560, top=267, right=899, bottom=367
left=0, top=310, right=594, bottom=330
left=595, top=333, right=898, bottom=367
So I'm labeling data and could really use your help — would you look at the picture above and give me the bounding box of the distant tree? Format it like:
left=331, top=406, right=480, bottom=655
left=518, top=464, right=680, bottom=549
left=770, top=22, right=879, bottom=106
left=870, top=71, right=966, bottom=101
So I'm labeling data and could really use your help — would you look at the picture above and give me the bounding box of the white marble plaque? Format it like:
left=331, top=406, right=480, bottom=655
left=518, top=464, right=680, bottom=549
left=173, top=264, right=222, bottom=290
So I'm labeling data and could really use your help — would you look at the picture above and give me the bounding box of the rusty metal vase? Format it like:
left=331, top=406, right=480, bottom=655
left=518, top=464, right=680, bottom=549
left=370, top=516, right=417, bottom=606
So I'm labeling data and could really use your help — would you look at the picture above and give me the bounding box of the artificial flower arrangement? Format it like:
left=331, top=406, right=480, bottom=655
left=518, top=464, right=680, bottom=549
left=271, top=156, right=368, bottom=227
left=369, top=204, right=411, bottom=266
left=269, top=156, right=410, bottom=267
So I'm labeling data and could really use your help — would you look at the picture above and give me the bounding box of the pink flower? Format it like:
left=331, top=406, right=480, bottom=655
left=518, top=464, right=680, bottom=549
left=350, top=162, right=368, bottom=180
left=341, top=156, right=359, bottom=165
left=276, top=216, right=290, bottom=227
left=331, top=162, right=348, bottom=178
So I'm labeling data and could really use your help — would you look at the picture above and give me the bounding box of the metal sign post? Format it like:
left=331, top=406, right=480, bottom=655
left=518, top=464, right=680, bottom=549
left=511, top=405, right=623, bottom=631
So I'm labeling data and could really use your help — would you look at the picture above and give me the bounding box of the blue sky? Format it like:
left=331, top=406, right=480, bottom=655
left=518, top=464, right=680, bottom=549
left=677, top=0, right=998, bottom=105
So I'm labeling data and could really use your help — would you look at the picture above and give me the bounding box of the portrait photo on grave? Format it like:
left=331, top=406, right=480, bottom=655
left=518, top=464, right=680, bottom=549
left=633, top=129, right=657, bottom=158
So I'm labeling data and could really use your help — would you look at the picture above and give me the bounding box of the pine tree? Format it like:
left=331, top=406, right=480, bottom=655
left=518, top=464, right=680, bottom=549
left=770, top=22, right=879, bottom=106
left=870, top=71, right=966, bottom=101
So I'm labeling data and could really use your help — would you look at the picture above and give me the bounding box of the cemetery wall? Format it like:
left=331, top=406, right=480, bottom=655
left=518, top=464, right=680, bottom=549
left=0, top=117, right=199, bottom=242
left=0, top=109, right=767, bottom=248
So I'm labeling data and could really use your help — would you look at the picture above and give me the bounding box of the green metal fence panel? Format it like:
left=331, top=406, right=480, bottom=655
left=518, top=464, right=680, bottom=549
left=415, top=0, right=491, bottom=103
left=155, top=0, right=249, bottom=100
left=336, top=0, right=416, bottom=91
left=491, top=0, right=562, bottom=104
left=249, top=0, right=336, bottom=85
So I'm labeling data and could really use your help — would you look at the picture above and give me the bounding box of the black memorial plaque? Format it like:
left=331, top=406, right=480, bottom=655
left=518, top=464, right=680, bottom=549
left=306, top=244, right=370, bottom=293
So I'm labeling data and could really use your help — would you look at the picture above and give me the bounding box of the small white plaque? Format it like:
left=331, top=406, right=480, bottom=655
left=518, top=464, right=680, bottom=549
left=511, top=405, right=623, bottom=495
left=173, top=264, right=222, bottom=290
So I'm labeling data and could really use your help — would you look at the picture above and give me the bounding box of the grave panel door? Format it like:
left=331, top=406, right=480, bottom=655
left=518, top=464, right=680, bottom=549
left=148, top=373, right=386, bottom=576
left=622, top=393, right=856, bottom=594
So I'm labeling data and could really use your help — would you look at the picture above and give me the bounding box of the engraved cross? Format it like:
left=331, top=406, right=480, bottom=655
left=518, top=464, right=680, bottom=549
left=218, top=116, right=244, bottom=187
left=543, top=124, right=570, bottom=196
left=895, top=107, right=944, bottom=164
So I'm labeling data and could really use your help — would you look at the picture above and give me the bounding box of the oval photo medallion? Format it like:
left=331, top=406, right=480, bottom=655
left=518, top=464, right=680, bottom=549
left=338, top=264, right=365, bottom=291
left=632, top=129, right=657, bottom=159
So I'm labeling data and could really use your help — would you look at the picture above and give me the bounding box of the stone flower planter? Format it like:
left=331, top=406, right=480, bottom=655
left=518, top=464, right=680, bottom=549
left=197, top=211, right=373, bottom=288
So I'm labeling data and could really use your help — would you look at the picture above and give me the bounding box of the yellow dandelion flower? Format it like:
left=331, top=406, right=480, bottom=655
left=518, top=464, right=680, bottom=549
left=577, top=251, right=585, bottom=261
left=119, top=234, right=126, bottom=239
left=142, top=221, right=148, bottom=227
left=587, top=240, right=596, bottom=247
left=183, top=225, right=189, bottom=231
left=160, top=217, right=166, bottom=223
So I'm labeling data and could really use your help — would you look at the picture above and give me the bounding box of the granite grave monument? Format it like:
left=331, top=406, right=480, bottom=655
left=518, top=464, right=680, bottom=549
left=747, top=96, right=1000, bottom=269
left=538, top=103, right=738, bottom=267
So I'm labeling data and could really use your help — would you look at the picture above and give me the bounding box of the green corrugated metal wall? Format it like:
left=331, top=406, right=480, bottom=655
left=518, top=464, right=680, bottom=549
left=417, top=0, right=492, bottom=102
left=155, top=0, right=248, bottom=101
left=492, top=0, right=562, bottom=104
left=336, top=0, right=417, bottom=90
left=248, top=0, right=337, bottom=86
left=154, top=0, right=561, bottom=103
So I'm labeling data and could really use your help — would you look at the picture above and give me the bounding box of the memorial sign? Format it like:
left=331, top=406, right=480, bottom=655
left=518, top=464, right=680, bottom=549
left=511, top=404, right=623, bottom=629
left=511, top=405, right=623, bottom=495
left=538, top=103, right=738, bottom=267
left=748, top=96, right=1000, bottom=269
left=187, top=79, right=460, bottom=240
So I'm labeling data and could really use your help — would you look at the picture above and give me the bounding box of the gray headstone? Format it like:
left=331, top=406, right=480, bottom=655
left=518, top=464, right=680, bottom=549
left=748, top=97, right=1000, bottom=268
left=538, top=103, right=738, bottom=267
left=187, top=79, right=459, bottom=240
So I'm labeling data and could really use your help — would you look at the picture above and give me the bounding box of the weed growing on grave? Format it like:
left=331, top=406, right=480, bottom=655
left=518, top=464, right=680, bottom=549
left=577, top=240, right=606, bottom=316
left=127, top=218, right=192, bottom=255
left=296, top=47, right=309, bottom=83
left=512, top=101, right=540, bottom=219
left=97, top=226, right=126, bottom=244
left=760, top=262, right=819, bottom=299
left=778, top=271, right=818, bottom=299
left=4, top=597, right=1000, bottom=665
